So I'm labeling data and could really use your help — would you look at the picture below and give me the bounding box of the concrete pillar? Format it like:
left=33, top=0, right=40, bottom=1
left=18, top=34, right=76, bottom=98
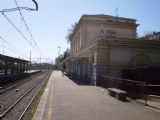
left=26, top=63, right=28, bottom=73
left=20, top=62, right=22, bottom=73
left=11, top=62, right=14, bottom=75
left=4, top=61, right=8, bottom=77
left=16, top=62, right=19, bottom=73
left=92, top=47, right=109, bottom=85
left=22, top=62, right=25, bottom=73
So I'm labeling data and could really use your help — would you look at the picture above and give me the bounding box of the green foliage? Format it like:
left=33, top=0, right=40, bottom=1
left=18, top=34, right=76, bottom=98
left=66, top=22, right=78, bottom=43
left=58, top=48, right=70, bottom=62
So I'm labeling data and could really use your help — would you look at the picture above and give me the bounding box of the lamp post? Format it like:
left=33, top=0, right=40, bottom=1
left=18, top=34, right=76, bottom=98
left=58, top=46, right=61, bottom=70
left=58, top=46, right=61, bottom=57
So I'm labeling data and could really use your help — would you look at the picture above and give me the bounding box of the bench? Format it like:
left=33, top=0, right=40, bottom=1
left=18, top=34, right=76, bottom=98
left=108, top=88, right=127, bottom=101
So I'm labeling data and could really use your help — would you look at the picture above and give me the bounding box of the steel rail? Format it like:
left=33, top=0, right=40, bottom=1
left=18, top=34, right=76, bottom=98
left=18, top=71, right=52, bottom=120
left=0, top=72, right=42, bottom=95
left=0, top=72, right=48, bottom=119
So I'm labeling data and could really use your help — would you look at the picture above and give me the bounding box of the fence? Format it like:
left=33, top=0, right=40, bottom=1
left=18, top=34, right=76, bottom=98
left=97, top=76, right=160, bottom=109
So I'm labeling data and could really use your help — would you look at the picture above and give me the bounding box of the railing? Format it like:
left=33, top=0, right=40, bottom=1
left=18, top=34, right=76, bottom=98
left=97, top=76, right=160, bottom=109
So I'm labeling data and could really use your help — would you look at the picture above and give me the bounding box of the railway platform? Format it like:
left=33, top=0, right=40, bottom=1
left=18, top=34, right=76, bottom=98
left=33, top=71, right=160, bottom=120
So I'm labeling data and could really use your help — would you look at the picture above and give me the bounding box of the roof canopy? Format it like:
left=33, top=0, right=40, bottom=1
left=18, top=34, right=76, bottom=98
left=0, top=54, right=29, bottom=63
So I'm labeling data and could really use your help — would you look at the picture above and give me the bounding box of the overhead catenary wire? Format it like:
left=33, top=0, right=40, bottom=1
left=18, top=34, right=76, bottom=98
left=1, top=44, right=26, bottom=57
left=1, top=13, right=41, bottom=56
left=1, top=13, right=31, bottom=46
left=15, top=1, right=39, bottom=48
left=0, top=0, right=43, bottom=60
left=0, top=36, right=26, bottom=56
left=0, top=0, right=38, bottom=13
left=15, top=1, right=44, bottom=58
left=23, top=57, right=51, bottom=60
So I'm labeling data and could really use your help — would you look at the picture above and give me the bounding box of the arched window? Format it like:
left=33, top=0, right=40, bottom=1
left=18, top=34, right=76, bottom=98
left=131, top=55, right=151, bottom=68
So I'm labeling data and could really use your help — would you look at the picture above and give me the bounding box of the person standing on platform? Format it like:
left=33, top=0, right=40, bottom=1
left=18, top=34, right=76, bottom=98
left=61, top=63, right=66, bottom=76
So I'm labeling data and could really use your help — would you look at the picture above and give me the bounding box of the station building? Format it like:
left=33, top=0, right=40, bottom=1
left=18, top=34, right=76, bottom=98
left=63, top=14, right=160, bottom=85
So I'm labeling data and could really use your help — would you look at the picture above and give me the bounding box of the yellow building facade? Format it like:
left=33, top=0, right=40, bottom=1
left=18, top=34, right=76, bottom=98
left=63, top=14, right=160, bottom=85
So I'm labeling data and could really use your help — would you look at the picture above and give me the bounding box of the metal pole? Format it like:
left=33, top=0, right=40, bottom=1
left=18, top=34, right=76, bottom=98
left=58, top=46, right=61, bottom=56
left=30, top=51, right=31, bottom=72
left=40, top=57, right=42, bottom=71
left=58, top=46, right=61, bottom=70
left=145, top=82, right=148, bottom=106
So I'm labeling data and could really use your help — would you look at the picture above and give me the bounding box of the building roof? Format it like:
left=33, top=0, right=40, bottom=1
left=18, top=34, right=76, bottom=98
left=82, top=14, right=137, bottom=21
left=0, top=54, right=29, bottom=63
left=69, top=14, right=137, bottom=42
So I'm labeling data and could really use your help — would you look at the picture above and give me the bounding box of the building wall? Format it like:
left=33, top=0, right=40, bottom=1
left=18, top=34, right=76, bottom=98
left=70, top=15, right=138, bottom=56
left=109, top=27, right=135, bottom=38
left=92, top=38, right=160, bottom=80
left=65, top=15, right=160, bottom=85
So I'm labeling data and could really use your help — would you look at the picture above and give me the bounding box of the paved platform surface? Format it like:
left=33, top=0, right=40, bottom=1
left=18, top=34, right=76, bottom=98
left=33, top=71, right=160, bottom=120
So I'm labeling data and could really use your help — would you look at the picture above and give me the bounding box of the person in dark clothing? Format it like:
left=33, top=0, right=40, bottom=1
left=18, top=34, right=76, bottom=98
left=61, top=63, right=66, bottom=76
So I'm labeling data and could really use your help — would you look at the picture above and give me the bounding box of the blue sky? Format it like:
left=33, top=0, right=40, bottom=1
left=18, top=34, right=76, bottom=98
left=0, top=0, right=160, bottom=63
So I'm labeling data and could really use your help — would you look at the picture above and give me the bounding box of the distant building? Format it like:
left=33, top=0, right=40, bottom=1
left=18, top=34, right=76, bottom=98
left=140, top=32, right=160, bottom=40
left=63, top=14, right=160, bottom=85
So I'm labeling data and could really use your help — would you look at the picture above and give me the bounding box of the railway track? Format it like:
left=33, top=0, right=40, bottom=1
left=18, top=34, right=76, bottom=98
left=0, top=71, right=42, bottom=95
left=0, top=71, right=52, bottom=120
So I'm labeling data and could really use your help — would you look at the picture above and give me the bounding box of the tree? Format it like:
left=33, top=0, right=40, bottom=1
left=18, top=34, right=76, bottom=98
left=57, top=48, right=70, bottom=62
left=66, top=22, right=78, bottom=43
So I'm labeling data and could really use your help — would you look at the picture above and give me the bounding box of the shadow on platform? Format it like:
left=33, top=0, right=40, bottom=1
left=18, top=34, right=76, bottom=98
left=64, top=73, right=91, bottom=86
